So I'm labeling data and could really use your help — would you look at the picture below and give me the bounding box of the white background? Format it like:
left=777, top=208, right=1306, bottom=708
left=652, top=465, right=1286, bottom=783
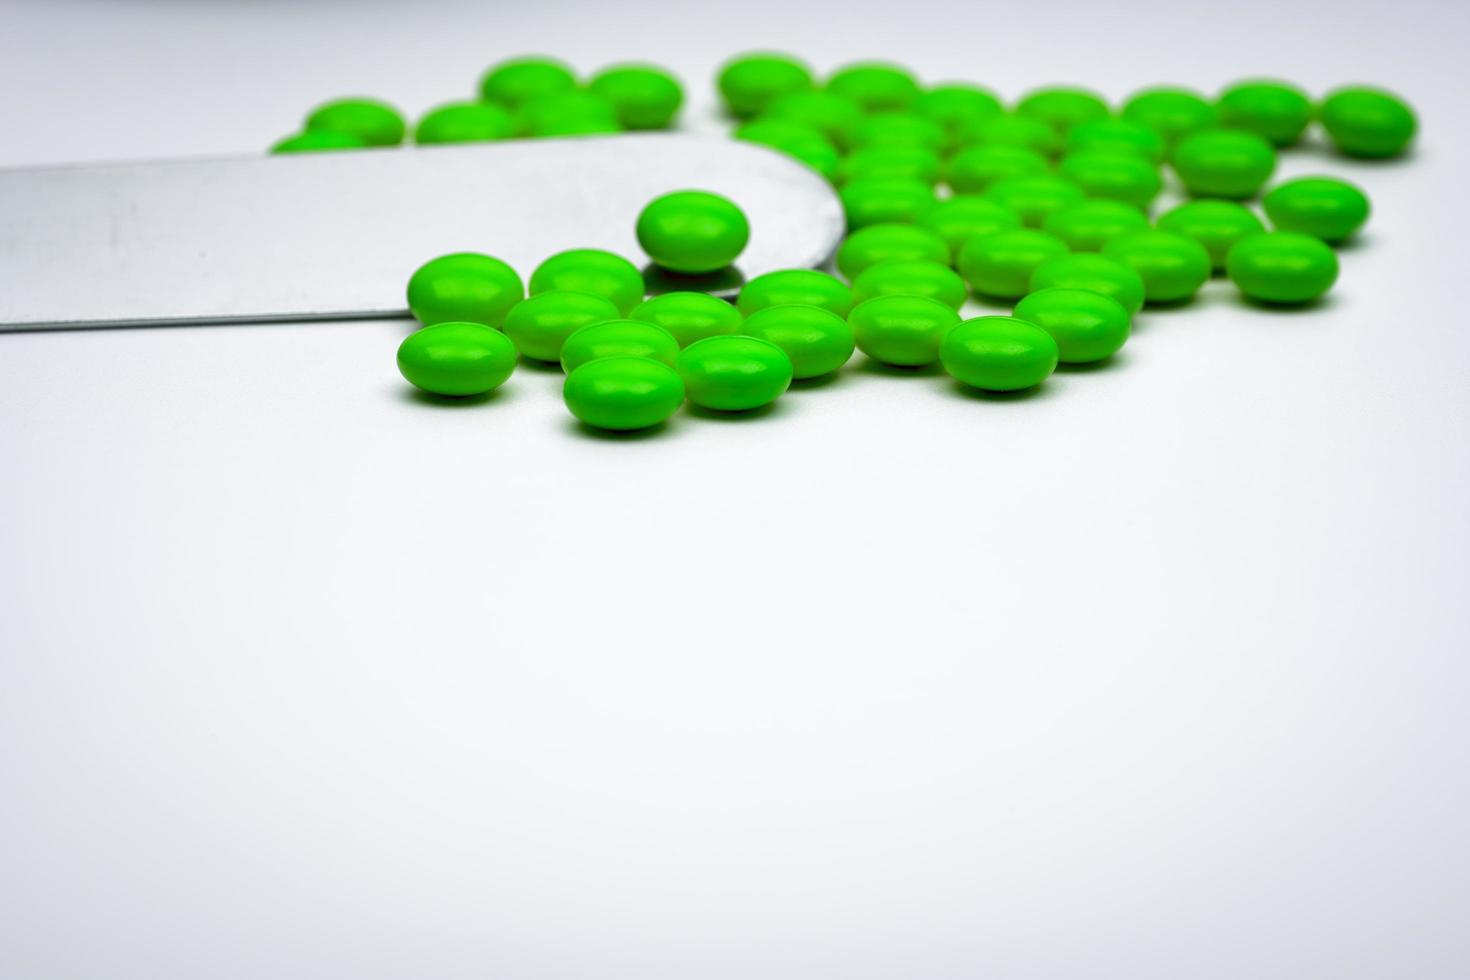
left=2, top=0, right=1468, bottom=977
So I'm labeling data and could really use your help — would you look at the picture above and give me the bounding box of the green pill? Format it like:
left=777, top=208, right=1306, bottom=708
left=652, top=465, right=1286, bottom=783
left=1056, top=151, right=1162, bottom=209
left=849, top=295, right=961, bottom=367
left=1216, top=79, right=1313, bottom=147
left=1041, top=199, right=1150, bottom=252
left=737, top=269, right=853, bottom=317
left=1226, top=231, right=1339, bottom=305
left=957, top=228, right=1070, bottom=300
left=851, top=113, right=946, bottom=152
left=764, top=89, right=864, bottom=149
left=480, top=56, right=578, bottom=110
left=1064, top=118, right=1166, bottom=163
left=956, top=113, right=1060, bottom=156
left=1014, top=86, right=1111, bottom=135
left=560, top=319, right=680, bottom=373
left=717, top=52, right=814, bottom=119
left=305, top=97, right=406, bottom=147
left=1318, top=86, right=1417, bottom=159
left=630, top=292, right=743, bottom=347
left=913, top=84, right=1004, bottom=140
left=396, top=321, right=518, bottom=397
left=1013, top=287, right=1130, bottom=364
left=1029, top=253, right=1146, bottom=316
left=589, top=64, right=683, bottom=129
left=503, top=290, right=620, bottom=363
left=1120, top=87, right=1217, bottom=150
left=945, top=144, right=1050, bottom=194
left=985, top=174, right=1086, bottom=228
left=827, top=61, right=921, bottom=113
left=734, top=119, right=841, bottom=183
left=837, top=223, right=950, bottom=279
left=851, top=259, right=967, bottom=311
left=636, top=190, right=750, bottom=274
left=407, top=252, right=524, bottom=327
left=918, top=196, right=1022, bottom=254
left=520, top=91, right=621, bottom=137
left=563, top=356, right=685, bottom=431
left=415, top=101, right=518, bottom=144
left=1262, top=176, right=1371, bottom=244
left=1172, top=129, right=1277, bottom=200
left=940, top=316, right=1059, bottom=391
left=839, top=176, right=937, bottom=230
left=1102, top=231, right=1212, bottom=304
left=270, top=131, right=363, bottom=154
left=841, top=145, right=943, bottom=186
left=677, top=335, right=793, bottom=411
left=742, top=304, right=855, bottom=378
left=1156, top=199, right=1267, bottom=271
left=529, top=249, right=645, bottom=315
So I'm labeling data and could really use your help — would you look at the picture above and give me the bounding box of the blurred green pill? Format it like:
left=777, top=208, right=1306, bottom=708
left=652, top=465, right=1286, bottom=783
left=957, top=228, right=1070, bottom=300
left=918, top=196, right=1022, bottom=254
left=529, top=249, right=645, bottom=315
left=520, top=91, right=622, bottom=136
left=1057, top=151, right=1162, bottom=209
left=590, top=64, right=684, bottom=129
left=1262, top=176, right=1370, bottom=243
left=1014, top=86, right=1111, bottom=134
left=1120, top=87, right=1217, bottom=150
left=912, top=84, right=1004, bottom=140
left=636, top=190, right=750, bottom=274
left=841, top=145, right=943, bottom=186
left=480, top=56, right=578, bottom=110
left=407, top=252, right=524, bottom=327
left=827, top=61, right=921, bottom=113
left=1226, top=232, right=1339, bottom=305
left=717, top=52, right=814, bottom=119
left=985, top=173, right=1086, bottom=227
left=849, top=295, right=961, bottom=367
left=305, top=97, right=406, bottom=147
left=837, top=223, right=950, bottom=279
left=1041, top=199, right=1150, bottom=252
left=1102, top=231, right=1212, bottom=304
left=940, top=316, right=1059, bottom=391
left=270, top=131, right=364, bottom=154
left=677, top=335, right=793, bottom=411
left=396, top=322, right=518, bottom=397
left=764, top=89, right=865, bottom=149
left=741, top=304, right=856, bottom=378
left=945, top=144, right=1049, bottom=194
left=1029, top=253, right=1146, bottom=316
left=957, top=113, right=1060, bottom=156
left=560, top=319, right=680, bottom=373
left=503, top=290, right=620, bottom=363
left=1156, top=199, right=1267, bottom=271
left=563, top=356, right=685, bottom=431
left=1172, top=129, right=1277, bottom=199
left=738, top=269, right=854, bottom=317
left=851, top=260, right=967, bottom=311
left=852, top=113, right=946, bottom=152
left=630, top=292, right=743, bottom=347
left=415, top=101, right=518, bottom=144
left=1013, top=287, right=1130, bottom=364
left=1318, top=86, right=1417, bottom=159
left=1065, top=118, right=1166, bottom=163
left=1216, top=80, right=1313, bottom=147
left=839, top=176, right=937, bottom=230
left=734, top=119, right=842, bottom=182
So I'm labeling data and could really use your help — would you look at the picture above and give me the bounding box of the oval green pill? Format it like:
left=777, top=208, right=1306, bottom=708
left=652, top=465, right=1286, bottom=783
left=563, top=356, right=684, bottom=431
left=957, top=113, right=1060, bottom=156
left=1120, top=87, right=1217, bottom=150
left=917, top=196, right=1022, bottom=254
left=741, top=304, right=855, bottom=378
left=841, top=145, right=943, bottom=186
left=1028, top=253, right=1146, bottom=316
left=985, top=173, right=1086, bottom=228
left=1217, top=79, right=1312, bottom=147
left=1102, top=231, right=1212, bottom=304
left=1041, top=199, right=1150, bottom=252
left=1014, top=86, right=1110, bottom=134
left=849, top=294, right=961, bottom=367
left=397, top=321, right=518, bottom=396
left=945, top=144, right=1049, bottom=194
left=519, top=90, right=622, bottom=136
left=717, top=52, right=814, bottom=119
left=913, top=84, right=1004, bottom=140
left=529, top=249, right=645, bottom=315
left=630, top=292, right=743, bottom=347
left=415, top=101, right=518, bottom=144
left=480, top=56, right=578, bottom=110
left=940, top=316, right=1059, bottom=391
left=407, top=252, right=524, bottom=327
left=734, top=119, right=842, bottom=182
left=305, top=97, right=406, bottom=147
left=589, top=63, right=683, bottom=129
left=270, top=131, right=364, bottom=154
left=851, top=113, right=946, bottom=152
left=850, top=259, right=967, bottom=311
left=957, top=228, right=1070, bottom=300
left=826, top=61, right=921, bottom=113
left=1318, top=86, right=1417, bottom=159
left=839, top=176, right=937, bottom=231
left=560, top=319, right=680, bottom=373
left=1156, top=199, right=1267, bottom=271
left=738, top=269, right=853, bottom=317
left=1262, top=176, right=1370, bottom=244
left=1172, top=129, right=1277, bottom=200
left=764, top=89, right=864, bottom=149
left=837, top=224, right=950, bottom=279
left=636, top=190, right=750, bottom=274
left=677, top=335, right=793, bottom=411
left=1056, top=151, right=1162, bottom=209
left=1013, top=287, right=1130, bottom=364
left=503, top=290, right=620, bottom=362
left=1226, top=231, right=1339, bottom=305
left=1064, top=118, right=1166, bottom=163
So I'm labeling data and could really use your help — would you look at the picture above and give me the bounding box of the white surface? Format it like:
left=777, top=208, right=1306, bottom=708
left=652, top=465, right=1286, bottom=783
left=2, top=1, right=1468, bottom=978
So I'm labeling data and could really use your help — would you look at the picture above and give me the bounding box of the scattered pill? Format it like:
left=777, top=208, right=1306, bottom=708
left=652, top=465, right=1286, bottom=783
left=1015, top=86, right=1111, bottom=134
left=480, top=56, right=578, bottom=110
left=1216, top=79, right=1313, bottom=147
left=1226, top=232, right=1339, bottom=305
left=1156, top=199, right=1267, bottom=271
left=1013, top=288, right=1130, bottom=364
left=957, top=228, right=1071, bottom=300
left=1064, top=118, right=1166, bottom=163
left=415, top=101, right=518, bottom=144
left=912, top=84, right=1004, bottom=140
left=305, top=97, right=406, bottom=147
left=764, top=89, right=865, bottom=149
left=985, top=173, right=1087, bottom=227
left=529, top=249, right=645, bottom=315
left=717, top=52, right=814, bottom=119
left=851, top=259, right=968, bottom=311
left=270, top=131, right=364, bottom=154
left=945, top=144, right=1050, bottom=194
left=1172, top=129, right=1277, bottom=200
left=827, top=61, right=921, bottom=113
left=918, top=196, right=1022, bottom=254
left=520, top=90, right=622, bottom=136
left=1102, top=231, right=1212, bottom=304
left=1262, top=176, right=1371, bottom=244
left=738, top=269, right=854, bottom=317
left=1028, top=253, right=1146, bottom=316
left=407, top=252, right=525, bottom=327
left=503, top=291, right=621, bottom=363
left=630, top=292, right=744, bottom=347
left=1318, top=86, right=1417, bottom=159
left=841, top=145, right=943, bottom=186
left=1120, top=87, right=1217, bottom=150
left=589, top=64, right=684, bottom=129
left=839, top=176, right=938, bottom=230
left=851, top=113, right=946, bottom=152
left=837, top=224, right=951, bottom=279
left=1041, top=199, right=1150, bottom=252
left=741, top=304, right=856, bottom=378
left=560, top=319, right=681, bottom=373
left=849, top=295, right=961, bottom=366
left=636, top=190, right=750, bottom=274
left=397, top=321, right=518, bottom=396
left=677, top=335, right=793, bottom=411
left=563, top=356, right=685, bottom=430
left=1056, top=151, right=1163, bottom=209
left=940, top=316, right=1059, bottom=391
left=956, top=113, right=1060, bottom=156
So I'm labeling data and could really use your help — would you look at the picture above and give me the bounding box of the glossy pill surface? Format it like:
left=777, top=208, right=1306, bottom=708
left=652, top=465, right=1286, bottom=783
left=407, top=252, right=524, bottom=327
left=560, top=320, right=680, bottom=373
left=827, top=61, right=921, bottom=113
left=305, top=98, right=406, bottom=146
left=1041, top=199, right=1149, bottom=252
left=589, top=64, right=683, bottom=129
left=913, top=84, right=1004, bottom=138
left=918, top=196, right=1022, bottom=254
left=741, top=305, right=855, bottom=378
left=636, top=190, right=750, bottom=274
left=415, top=101, right=518, bottom=144
left=1057, top=151, right=1162, bottom=209
left=1102, top=231, right=1212, bottom=304
left=940, top=316, right=1059, bottom=391
left=529, top=249, right=645, bottom=315
left=765, top=90, right=865, bottom=149
left=837, top=224, right=950, bottom=279
left=1029, top=253, right=1146, bottom=316
left=841, top=145, right=943, bottom=186
left=1013, top=287, right=1130, bottom=364
left=676, top=336, right=793, bottom=411
left=851, top=260, right=967, bottom=311
left=1226, top=232, right=1339, bottom=305
left=1014, top=86, right=1111, bottom=134
left=717, top=52, right=814, bottom=118
left=630, top=292, right=743, bottom=347
left=957, top=229, right=1070, bottom=300
left=849, top=295, right=961, bottom=367
left=480, top=56, right=577, bottom=109
left=520, top=91, right=622, bottom=136
left=1216, top=80, right=1312, bottom=147
left=738, top=270, right=853, bottom=317
left=1172, top=129, right=1277, bottom=200
left=985, top=174, right=1086, bottom=227
left=1262, top=177, right=1371, bottom=244
left=1065, top=118, right=1166, bottom=163
left=839, top=176, right=937, bottom=230
left=503, top=291, right=620, bottom=363
left=563, top=356, right=685, bottom=431
left=1120, top=87, right=1217, bottom=150
left=945, top=144, right=1049, bottom=194
left=852, top=113, right=946, bottom=152
left=1318, top=86, right=1417, bottom=159
left=397, top=322, right=518, bottom=396
left=957, top=114, right=1060, bottom=156
left=1156, top=200, right=1267, bottom=271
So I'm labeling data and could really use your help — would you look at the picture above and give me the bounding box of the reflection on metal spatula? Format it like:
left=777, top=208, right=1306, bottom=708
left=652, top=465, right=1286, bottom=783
left=0, top=134, right=844, bottom=332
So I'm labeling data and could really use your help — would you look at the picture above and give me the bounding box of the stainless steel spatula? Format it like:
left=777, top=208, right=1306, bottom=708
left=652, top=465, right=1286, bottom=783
left=0, top=134, right=844, bottom=332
